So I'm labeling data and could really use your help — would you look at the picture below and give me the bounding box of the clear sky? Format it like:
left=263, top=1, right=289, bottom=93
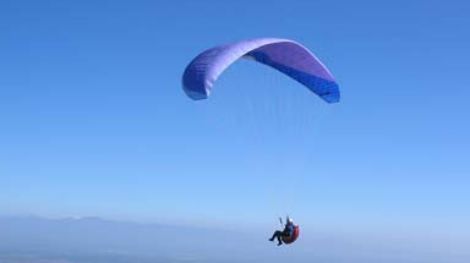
left=1, top=0, right=469, bottom=238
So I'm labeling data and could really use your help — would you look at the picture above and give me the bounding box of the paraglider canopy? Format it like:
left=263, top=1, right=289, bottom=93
left=182, top=38, right=340, bottom=103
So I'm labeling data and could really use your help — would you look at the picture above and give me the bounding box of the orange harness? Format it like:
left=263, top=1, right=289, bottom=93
left=281, top=225, right=300, bottom=244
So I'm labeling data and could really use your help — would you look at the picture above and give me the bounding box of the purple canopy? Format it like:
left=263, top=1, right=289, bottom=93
left=182, top=38, right=340, bottom=103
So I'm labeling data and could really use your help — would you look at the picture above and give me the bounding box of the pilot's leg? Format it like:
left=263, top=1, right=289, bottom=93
left=269, top=230, right=282, bottom=241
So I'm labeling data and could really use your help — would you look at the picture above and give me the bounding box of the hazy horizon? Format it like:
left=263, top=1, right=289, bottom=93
left=1, top=214, right=469, bottom=263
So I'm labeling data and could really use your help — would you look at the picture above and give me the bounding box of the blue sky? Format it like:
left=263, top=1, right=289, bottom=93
left=1, top=0, right=469, bottom=237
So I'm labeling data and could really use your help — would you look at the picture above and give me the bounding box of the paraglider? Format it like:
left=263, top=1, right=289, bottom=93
left=182, top=38, right=340, bottom=246
left=269, top=216, right=300, bottom=246
left=182, top=38, right=340, bottom=103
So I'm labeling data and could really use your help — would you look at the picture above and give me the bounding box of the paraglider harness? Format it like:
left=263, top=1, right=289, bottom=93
left=279, top=218, right=300, bottom=244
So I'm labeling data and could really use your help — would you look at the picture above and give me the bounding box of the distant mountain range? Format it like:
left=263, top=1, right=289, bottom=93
left=0, top=215, right=468, bottom=263
left=0, top=215, right=262, bottom=263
